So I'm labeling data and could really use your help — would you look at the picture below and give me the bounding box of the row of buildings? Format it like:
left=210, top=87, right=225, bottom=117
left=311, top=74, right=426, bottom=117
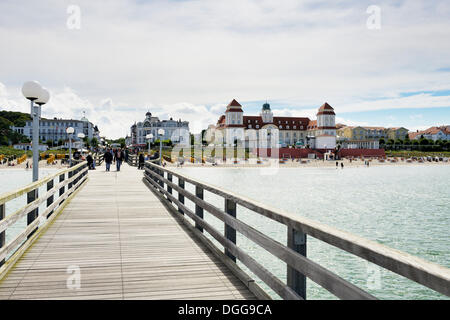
left=126, top=112, right=190, bottom=148
left=206, top=99, right=449, bottom=150
left=126, top=100, right=449, bottom=152
left=11, top=113, right=100, bottom=144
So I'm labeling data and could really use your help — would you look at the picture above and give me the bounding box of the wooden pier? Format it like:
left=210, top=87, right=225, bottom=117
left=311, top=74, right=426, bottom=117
left=0, top=159, right=449, bottom=300
left=0, top=163, right=255, bottom=300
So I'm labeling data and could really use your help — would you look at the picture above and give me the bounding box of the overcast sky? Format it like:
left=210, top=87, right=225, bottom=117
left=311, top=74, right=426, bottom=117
left=1, top=0, right=450, bottom=138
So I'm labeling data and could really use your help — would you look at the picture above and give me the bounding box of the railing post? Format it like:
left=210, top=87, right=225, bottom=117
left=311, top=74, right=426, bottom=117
left=27, top=188, right=38, bottom=239
left=59, top=173, right=65, bottom=197
left=178, top=178, right=185, bottom=215
left=68, top=169, right=73, bottom=190
left=287, top=228, right=307, bottom=299
left=167, top=173, right=172, bottom=203
left=195, top=186, right=204, bottom=232
left=47, top=178, right=54, bottom=218
left=0, top=203, right=5, bottom=267
left=159, top=168, right=164, bottom=189
left=224, top=199, right=237, bottom=262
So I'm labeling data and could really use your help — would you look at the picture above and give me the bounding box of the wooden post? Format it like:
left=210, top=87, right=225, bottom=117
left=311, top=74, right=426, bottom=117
left=159, top=169, right=164, bottom=189
left=59, top=173, right=65, bottom=197
left=47, top=178, right=54, bottom=218
left=287, top=228, right=307, bottom=299
left=0, top=204, right=5, bottom=267
left=68, top=169, right=73, bottom=190
left=167, top=173, right=172, bottom=203
left=178, top=178, right=185, bottom=215
left=195, top=186, right=204, bottom=232
left=224, top=198, right=237, bottom=262
left=27, top=188, right=38, bottom=239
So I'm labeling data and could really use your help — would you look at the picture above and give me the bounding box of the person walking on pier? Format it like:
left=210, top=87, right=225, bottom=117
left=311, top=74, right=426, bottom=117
left=138, top=153, right=145, bottom=170
left=104, top=148, right=113, bottom=172
left=114, top=148, right=125, bottom=171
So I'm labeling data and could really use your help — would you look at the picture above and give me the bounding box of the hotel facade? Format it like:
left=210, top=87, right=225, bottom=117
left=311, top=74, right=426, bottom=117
left=11, top=115, right=100, bottom=144
left=210, top=99, right=337, bottom=150
left=129, top=112, right=190, bottom=147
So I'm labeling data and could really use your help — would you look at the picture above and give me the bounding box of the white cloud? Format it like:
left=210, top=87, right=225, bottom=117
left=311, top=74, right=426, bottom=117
left=1, top=1, right=450, bottom=137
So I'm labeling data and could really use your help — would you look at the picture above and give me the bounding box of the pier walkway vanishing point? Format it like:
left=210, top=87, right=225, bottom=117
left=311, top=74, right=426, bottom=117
left=0, top=163, right=256, bottom=300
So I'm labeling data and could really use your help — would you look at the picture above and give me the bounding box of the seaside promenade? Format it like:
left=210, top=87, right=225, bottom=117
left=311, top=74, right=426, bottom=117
left=0, top=163, right=254, bottom=300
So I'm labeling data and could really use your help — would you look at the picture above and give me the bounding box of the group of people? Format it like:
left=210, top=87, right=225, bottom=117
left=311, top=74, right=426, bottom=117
left=103, top=148, right=126, bottom=172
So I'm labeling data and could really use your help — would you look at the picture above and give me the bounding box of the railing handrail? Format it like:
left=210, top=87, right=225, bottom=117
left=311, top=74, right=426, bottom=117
left=0, top=161, right=87, bottom=206
left=144, top=161, right=450, bottom=299
left=0, top=162, right=89, bottom=275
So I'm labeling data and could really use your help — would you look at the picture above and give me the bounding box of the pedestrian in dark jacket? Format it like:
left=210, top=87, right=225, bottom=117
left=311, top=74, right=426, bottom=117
left=86, top=153, right=94, bottom=170
left=104, top=149, right=113, bottom=172
left=138, top=153, right=145, bottom=170
left=114, top=148, right=125, bottom=171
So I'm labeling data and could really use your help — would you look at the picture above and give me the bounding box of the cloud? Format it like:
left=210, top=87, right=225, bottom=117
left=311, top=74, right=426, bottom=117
left=1, top=1, right=450, bottom=137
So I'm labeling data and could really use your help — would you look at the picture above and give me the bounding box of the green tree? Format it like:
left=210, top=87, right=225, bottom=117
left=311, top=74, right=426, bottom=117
left=90, top=137, right=99, bottom=148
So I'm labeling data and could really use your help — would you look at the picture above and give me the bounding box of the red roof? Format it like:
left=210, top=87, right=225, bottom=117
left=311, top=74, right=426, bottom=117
left=242, top=116, right=309, bottom=130
left=227, top=99, right=242, bottom=107
left=317, top=102, right=335, bottom=115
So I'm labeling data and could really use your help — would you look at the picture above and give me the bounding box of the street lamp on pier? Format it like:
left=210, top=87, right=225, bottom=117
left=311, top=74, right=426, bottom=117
left=146, top=134, right=153, bottom=158
left=158, top=129, right=165, bottom=165
left=66, top=127, right=74, bottom=167
left=78, top=133, right=85, bottom=152
left=22, top=81, right=50, bottom=182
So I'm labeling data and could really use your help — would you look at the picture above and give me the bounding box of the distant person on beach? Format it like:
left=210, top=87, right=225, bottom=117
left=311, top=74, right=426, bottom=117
left=26, top=161, right=29, bottom=169
left=341, top=162, right=344, bottom=169
left=138, top=153, right=145, bottom=170
left=114, top=148, right=125, bottom=171
left=336, top=161, right=338, bottom=168
left=104, top=148, right=113, bottom=172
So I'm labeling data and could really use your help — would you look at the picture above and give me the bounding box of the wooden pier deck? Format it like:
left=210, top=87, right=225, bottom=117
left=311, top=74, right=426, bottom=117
left=0, top=163, right=255, bottom=300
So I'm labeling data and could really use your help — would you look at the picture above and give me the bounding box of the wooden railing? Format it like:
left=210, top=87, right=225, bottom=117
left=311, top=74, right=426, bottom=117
left=127, top=154, right=138, bottom=167
left=0, top=162, right=89, bottom=278
left=143, top=161, right=450, bottom=300
left=94, top=153, right=104, bottom=166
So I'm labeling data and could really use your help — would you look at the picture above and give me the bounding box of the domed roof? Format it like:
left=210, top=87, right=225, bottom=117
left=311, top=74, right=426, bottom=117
left=81, top=111, right=89, bottom=122
left=146, top=111, right=152, bottom=117
left=262, top=102, right=271, bottom=111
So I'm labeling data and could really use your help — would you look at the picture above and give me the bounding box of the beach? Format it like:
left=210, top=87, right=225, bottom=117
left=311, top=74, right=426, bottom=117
left=165, top=157, right=450, bottom=169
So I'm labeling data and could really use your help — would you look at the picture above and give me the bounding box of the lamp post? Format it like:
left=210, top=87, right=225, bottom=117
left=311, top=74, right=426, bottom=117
left=66, top=127, right=74, bottom=167
left=78, top=133, right=85, bottom=152
left=158, top=129, right=165, bottom=165
left=22, top=81, right=49, bottom=182
left=146, top=134, right=153, bottom=157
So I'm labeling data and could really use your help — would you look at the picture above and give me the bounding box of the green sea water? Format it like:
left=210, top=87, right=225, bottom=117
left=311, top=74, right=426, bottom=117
left=174, top=165, right=450, bottom=300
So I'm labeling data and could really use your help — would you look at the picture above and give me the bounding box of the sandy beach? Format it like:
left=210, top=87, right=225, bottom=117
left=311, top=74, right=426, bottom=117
left=0, top=159, right=68, bottom=170
left=165, top=158, right=450, bottom=168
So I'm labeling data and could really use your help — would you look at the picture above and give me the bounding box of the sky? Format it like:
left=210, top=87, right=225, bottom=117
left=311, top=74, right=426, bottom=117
left=0, top=0, right=450, bottom=138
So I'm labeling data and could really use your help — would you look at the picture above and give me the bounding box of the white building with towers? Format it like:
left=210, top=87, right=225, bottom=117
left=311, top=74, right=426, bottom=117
left=212, top=99, right=337, bottom=150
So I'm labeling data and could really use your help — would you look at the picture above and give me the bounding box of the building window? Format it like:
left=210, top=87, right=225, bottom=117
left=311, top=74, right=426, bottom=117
left=293, top=126, right=296, bottom=129
left=248, top=125, right=252, bottom=129
left=256, top=125, right=259, bottom=129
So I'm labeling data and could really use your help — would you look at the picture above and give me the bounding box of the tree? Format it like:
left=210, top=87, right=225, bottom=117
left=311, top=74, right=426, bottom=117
left=90, top=137, right=99, bottom=148
left=379, top=138, right=385, bottom=145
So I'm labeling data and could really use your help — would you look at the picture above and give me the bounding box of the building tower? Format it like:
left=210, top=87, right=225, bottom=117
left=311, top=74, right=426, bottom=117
left=315, top=102, right=336, bottom=149
left=316, top=102, right=336, bottom=136
left=225, top=99, right=244, bottom=126
left=260, top=101, right=273, bottom=123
